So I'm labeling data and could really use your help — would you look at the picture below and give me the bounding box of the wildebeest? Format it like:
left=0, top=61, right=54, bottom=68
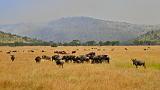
left=125, top=48, right=128, bottom=50
left=35, top=56, right=41, bottom=63
left=52, top=55, right=61, bottom=61
left=6, top=51, right=11, bottom=54
left=42, top=55, right=51, bottom=61
left=28, top=50, right=34, bottom=52
left=54, top=51, right=67, bottom=54
left=91, top=55, right=110, bottom=64
left=72, top=51, right=76, bottom=54
left=86, top=52, right=96, bottom=59
left=131, top=59, right=146, bottom=68
left=42, top=50, right=45, bottom=52
left=72, top=55, right=90, bottom=63
left=51, top=55, right=64, bottom=68
left=11, top=55, right=15, bottom=62
left=62, top=55, right=75, bottom=63
left=55, top=60, right=64, bottom=68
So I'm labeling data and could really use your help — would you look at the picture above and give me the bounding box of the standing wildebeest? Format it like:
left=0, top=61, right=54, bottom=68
left=52, top=55, right=64, bottom=68
left=35, top=56, right=41, bottom=63
left=55, top=60, right=64, bottom=68
left=11, top=55, right=15, bottom=62
left=131, top=59, right=146, bottom=68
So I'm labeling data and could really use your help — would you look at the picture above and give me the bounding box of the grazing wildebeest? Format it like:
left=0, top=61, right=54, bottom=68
left=125, top=48, right=128, bottom=50
left=79, top=55, right=90, bottom=63
left=54, top=51, right=67, bottom=54
left=72, top=51, right=76, bottom=54
left=144, top=49, right=147, bottom=51
left=42, top=50, right=45, bottom=52
left=91, top=55, right=110, bottom=64
left=131, top=59, right=146, bottom=68
left=52, top=55, right=61, bottom=61
left=35, top=56, right=41, bottom=63
left=12, top=50, right=17, bottom=52
left=73, top=56, right=83, bottom=63
left=6, top=51, right=11, bottom=54
left=42, top=55, right=51, bottom=61
left=86, top=52, right=96, bottom=59
left=11, top=55, right=15, bottom=62
left=28, top=50, right=34, bottom=52
left=62, top=55, right=75, bottom=63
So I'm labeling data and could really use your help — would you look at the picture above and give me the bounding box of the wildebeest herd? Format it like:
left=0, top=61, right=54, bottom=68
left=8, top=48, right=147, bottom=69
left=34, top=52, right=110, bottom=68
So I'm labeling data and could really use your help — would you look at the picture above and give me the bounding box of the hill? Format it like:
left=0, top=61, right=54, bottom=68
left=1, top=17, right=160, bottom=42
left=0, top=31, right=43, bottom=44
left=136, top=30, right=160, bottom=41
left=133, top=30, right=160, bottom=45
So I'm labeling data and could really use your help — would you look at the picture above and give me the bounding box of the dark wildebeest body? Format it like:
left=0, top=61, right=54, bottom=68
left=11, top=55, right=15, bottom=62
left=62, top=55, right=75, bottom=63
left=131, top=59, right=146, bottom=68
left=73, top=56, right=83, bottom=63
left=91, top=55, right=110, bottom=64
left=125, top=48, right=128, bottom=50
left=72, top=51, right=76, bottom=54
left=54, top=51, right=67, bottom=54
left=52, top=55, right=61, bottom=61
left=6, top=51, right=11, bottom=54
left=35, top=56, right=41, bottom=63
left=79, top=55, right=90, bottom=63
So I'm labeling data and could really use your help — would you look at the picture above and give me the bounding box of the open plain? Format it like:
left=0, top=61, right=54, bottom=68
left=0, top=46, right=160, bottom=90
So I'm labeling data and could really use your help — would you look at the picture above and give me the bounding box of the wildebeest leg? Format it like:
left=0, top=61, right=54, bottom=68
left=107, top=60, right=109, bottom=64
left=136, top=65, right=138, bottom=68
left=62, top=64, right=63, bottom=68
left=143, top=64, right=146, bottom=68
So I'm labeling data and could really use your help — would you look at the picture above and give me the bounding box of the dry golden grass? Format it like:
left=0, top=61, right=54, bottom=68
left=0, top=46, right=160, bottom=90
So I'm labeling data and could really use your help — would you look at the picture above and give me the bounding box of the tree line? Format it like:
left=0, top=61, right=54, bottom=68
left=0, top=39, right=159, bottom=47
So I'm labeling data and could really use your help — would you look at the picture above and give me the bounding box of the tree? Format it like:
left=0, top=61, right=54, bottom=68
left=85, top=41, right=97, bottom=46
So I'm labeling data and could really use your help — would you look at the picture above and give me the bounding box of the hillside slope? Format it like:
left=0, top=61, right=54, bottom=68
left=0, top=31, right=42, bottom=43
left=1, top=17, right=160, bottom=42
left=136, top=30, right=160, bottom=41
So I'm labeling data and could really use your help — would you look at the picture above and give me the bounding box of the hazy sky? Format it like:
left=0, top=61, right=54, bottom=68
left=0, top=0, right=160, bottom=24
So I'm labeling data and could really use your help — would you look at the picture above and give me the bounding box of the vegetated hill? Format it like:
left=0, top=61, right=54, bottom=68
left=1, top=16, right=160, bottom=42
left=136, top=30, right=160, bottom=42
left=0, top=31, right=43, bottom=44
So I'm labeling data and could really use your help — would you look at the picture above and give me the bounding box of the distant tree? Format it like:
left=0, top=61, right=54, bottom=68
left=69, top=40, right=81, bottom=46
left=85, top=41, right=97, bottom=46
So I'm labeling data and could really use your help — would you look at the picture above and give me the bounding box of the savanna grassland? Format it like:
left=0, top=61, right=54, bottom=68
left=0, top=46, right=160, bottom=90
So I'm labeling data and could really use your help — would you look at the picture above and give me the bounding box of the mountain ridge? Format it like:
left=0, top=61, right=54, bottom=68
left=0, top=16, right=160, bottom=42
